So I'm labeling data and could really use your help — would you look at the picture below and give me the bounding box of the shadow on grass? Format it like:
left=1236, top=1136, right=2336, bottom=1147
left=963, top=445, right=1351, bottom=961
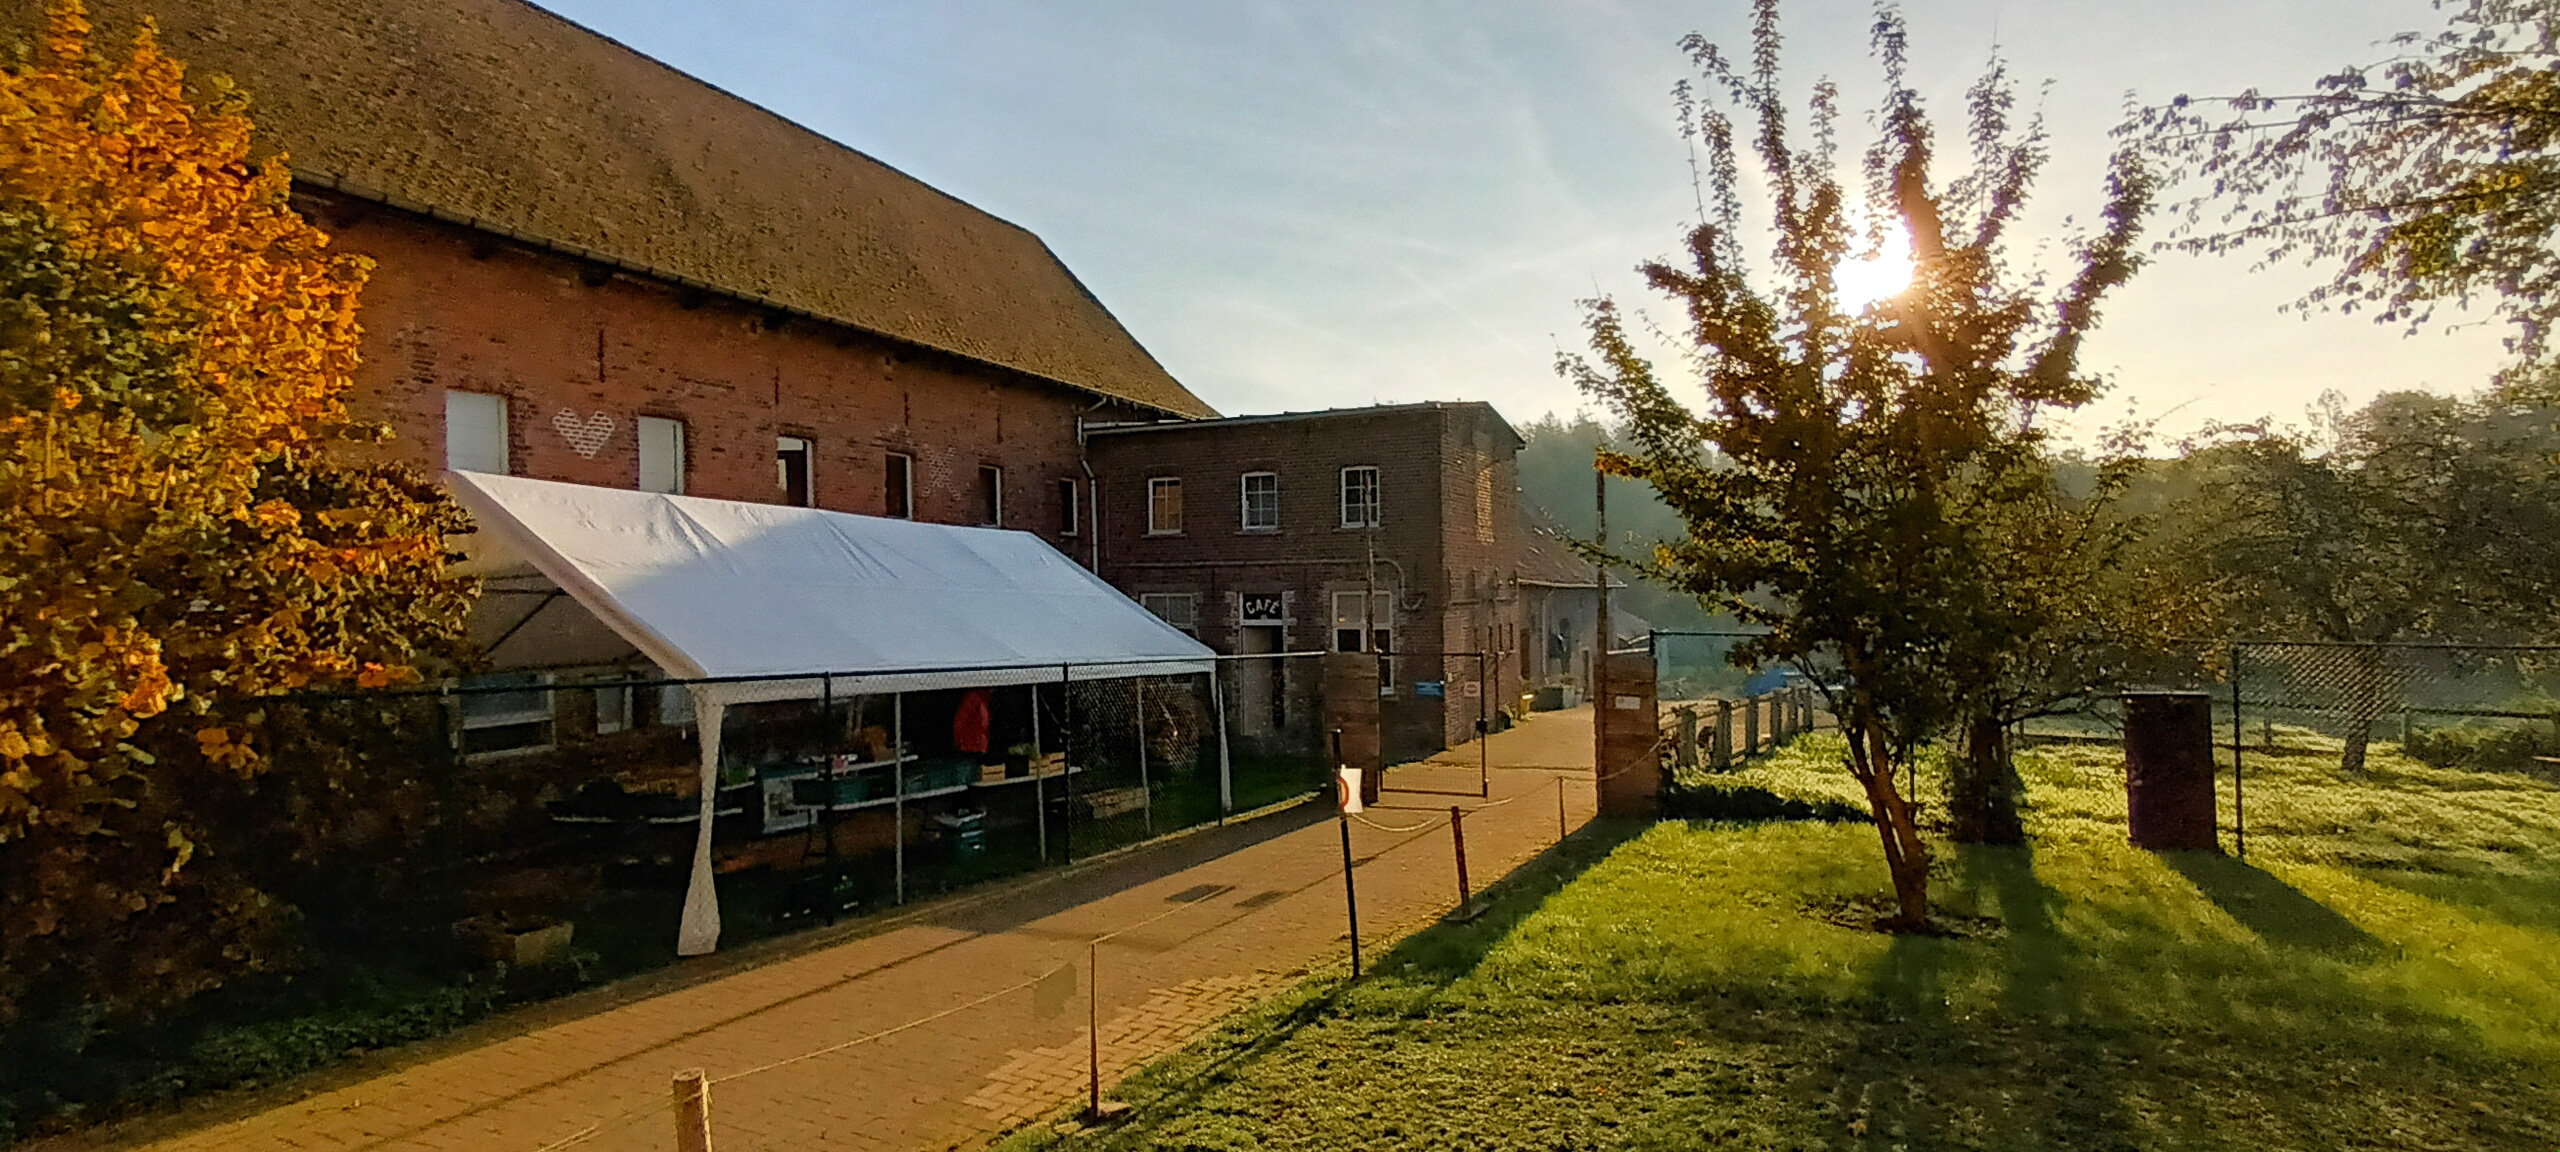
left=1070, top=817, right=1655, bottom=1133
left=2162, top=851, right=2383, bottom=957
left=2359, top=864, right=2560, bottom=934
left=1663, top=782, right=1869, bottom=824
left=1814, top=844, right=2150, bottom=1152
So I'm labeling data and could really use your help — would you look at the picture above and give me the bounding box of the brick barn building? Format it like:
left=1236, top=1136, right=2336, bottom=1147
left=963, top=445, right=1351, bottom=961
left=32, top=0, right=1562, bottom=765
left=37, top=0, right=1217, bottom=535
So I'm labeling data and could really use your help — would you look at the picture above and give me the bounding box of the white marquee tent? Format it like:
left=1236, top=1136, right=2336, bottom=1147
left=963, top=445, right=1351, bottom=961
left=445, top=471, right=1220, bottom=955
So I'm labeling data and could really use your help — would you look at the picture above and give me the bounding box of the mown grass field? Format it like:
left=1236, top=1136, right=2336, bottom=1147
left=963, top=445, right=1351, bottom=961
left=999, top=731, right=2560, bottom=1151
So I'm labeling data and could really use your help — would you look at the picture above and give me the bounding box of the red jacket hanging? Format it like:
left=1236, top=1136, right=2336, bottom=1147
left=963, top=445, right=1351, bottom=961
left=954, top=689, right=993, bottom=755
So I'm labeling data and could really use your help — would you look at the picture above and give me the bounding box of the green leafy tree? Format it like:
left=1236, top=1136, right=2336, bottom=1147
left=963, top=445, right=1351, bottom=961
left=1563, top=1, right=2147, bottom=925
left=2133, top=0, right=2560, bottom=360
left=0, top=4, right=475, bottom=1019
left=2169, top=385, right=2560, bottom=772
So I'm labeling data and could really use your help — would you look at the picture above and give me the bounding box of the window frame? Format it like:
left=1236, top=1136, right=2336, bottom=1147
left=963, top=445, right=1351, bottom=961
left=776, top=435, right=815, bottom=507
left=637, top=415, right=686, bottom=495
left=1339, top=465, right=1381, bottom=529
left=443, top=390, right=510, bottom=475
left=978, top=464, right=1005, bottom=527
left=1139, top=592, right=1200, bottom=636
left=1147, top=476, right=1184, bottom=536
left=1239, top=471, right=1280, bottom=533
left=885, top=452, right=914, bottom=519
left=1057, top=477, right=1081, bottom=537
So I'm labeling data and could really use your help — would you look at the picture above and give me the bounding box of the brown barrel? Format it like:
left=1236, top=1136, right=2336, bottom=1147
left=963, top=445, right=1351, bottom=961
left=2122, top=690, right=2219, bottom=852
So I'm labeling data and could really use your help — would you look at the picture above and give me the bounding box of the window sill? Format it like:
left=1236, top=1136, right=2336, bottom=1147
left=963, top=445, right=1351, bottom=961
left=1145, top=530, right=1184, bottom=537
left=1238, top=527, right=1280, bottom=535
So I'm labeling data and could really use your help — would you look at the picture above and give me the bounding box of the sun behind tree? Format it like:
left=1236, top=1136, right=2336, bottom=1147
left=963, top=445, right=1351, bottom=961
left=0, top=0, right=475, bottom=1018
left=1562, top=0, right=2150, bottom=928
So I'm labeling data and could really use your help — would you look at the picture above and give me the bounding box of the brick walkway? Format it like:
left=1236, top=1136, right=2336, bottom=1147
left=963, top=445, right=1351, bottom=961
left=66, top=711, right=1598, bottom=1152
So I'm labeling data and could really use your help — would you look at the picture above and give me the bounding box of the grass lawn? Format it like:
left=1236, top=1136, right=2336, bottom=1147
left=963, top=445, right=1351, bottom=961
left=999, top=732, right=2560, bottom=1151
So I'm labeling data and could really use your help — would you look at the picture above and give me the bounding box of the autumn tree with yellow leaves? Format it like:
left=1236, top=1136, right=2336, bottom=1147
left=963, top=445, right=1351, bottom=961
left=0, top=2, right=475, bottom=1018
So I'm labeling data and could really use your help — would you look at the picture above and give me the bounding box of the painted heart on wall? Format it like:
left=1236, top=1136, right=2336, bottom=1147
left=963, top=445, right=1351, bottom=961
left=553, top=409, right=615, bottom=459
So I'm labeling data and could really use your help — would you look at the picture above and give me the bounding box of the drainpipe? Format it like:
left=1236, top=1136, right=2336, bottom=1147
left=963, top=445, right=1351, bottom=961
left=1076, top=413, right=1103, bottom=574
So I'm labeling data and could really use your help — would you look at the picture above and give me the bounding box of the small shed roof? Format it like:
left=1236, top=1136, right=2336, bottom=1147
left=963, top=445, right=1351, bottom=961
left=447, top=473, right=1214, bottom=704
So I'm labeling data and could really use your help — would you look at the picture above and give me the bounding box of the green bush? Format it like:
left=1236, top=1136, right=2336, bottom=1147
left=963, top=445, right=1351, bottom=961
left=2404, top=722, right=2558, bottom=772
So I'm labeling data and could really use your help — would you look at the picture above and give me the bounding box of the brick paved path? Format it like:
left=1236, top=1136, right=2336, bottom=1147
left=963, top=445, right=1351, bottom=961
left=67, top=711, right=1598, bottom=1152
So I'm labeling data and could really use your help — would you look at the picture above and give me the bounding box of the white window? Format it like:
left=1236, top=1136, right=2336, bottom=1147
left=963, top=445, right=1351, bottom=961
left=1240, top=472, right=1280, bottom=532
left=594, top=683, right=631, bottom=734
left=1140, top=592, right=1199, bottom=636
left=885, top=453, right=914, bottom=519
left=1148, top=477, right=1183, bottom=535
left=658, top=683, right=696, bottom=727
left=1057, top=478, right=1080, bottom=537
left=444, top=391, right=509, bottom=474
left=979, top=465, right=1004, bottom=526
left=1330, top=591, right=1392, bottom=653
left=777, top=436, right=814, bottom=506
left=458, top=671, right=551, bottom=755
left=638, top=416, right=685, bottom=494
left=1340, top=466, right=1381, bottom=528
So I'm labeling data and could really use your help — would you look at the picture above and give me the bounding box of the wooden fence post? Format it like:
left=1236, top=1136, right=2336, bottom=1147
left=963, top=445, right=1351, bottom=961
left=673, top=1068, right=713, bottom=1152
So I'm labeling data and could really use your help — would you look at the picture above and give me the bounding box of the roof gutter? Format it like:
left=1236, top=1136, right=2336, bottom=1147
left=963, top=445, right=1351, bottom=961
left=292, top=168, right=1209, bottom=423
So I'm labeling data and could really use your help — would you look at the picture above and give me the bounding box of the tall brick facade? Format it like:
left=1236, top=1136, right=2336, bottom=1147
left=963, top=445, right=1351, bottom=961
left=302, top=190, right=1155, bottom=545
left=1085, top=404, right=1527, bottom=760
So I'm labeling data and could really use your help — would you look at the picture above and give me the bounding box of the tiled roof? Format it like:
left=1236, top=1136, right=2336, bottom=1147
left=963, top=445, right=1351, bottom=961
left=23, top=0, right=1216, bottom=419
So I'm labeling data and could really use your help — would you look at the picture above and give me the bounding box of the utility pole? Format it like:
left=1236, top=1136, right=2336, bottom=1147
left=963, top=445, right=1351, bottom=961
left=1593, top=466, right=1610, bottom=777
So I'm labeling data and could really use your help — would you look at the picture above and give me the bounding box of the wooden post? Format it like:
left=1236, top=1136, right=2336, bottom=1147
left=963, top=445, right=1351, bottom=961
left=1088, top=940, right=1102, bottom=1118
left=1743, top=694, right=1760, bottom=758
left=1713, top=699, right=1733, bottom=768
left=673, top=1068, right=713, bottom=1152
left=1556, top=775, right=1566, bottom=839
left=1448, top=805, right=1471, bottom=905
left=1673, top=705, right=1698, bottom=770
left=1338, top=813, right=1361, bottom=978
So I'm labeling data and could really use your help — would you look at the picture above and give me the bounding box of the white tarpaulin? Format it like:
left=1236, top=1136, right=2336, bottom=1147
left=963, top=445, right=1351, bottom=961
left=443, top=471, right=1218, bottom=955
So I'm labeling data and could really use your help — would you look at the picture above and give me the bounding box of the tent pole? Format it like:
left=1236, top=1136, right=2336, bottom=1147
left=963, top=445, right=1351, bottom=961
left=676, top=692, right=724, bottom=957
left=1034, top=682, right=1048, bottom=863
left=1212, top=661, right=1233, bottom=821
left=823, top=675, right=837, bottom=927
left=894, top=691, right=906, bottom=906
left=1062, top=663, right=1075, bottom=865
left=1137, top=677, right=1152, bottom=836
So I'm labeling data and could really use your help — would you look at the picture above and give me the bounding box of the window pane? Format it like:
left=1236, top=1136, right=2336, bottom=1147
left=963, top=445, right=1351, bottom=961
left=777, top=436, right=813, bottom=506
left=1057, top=478, right=1079, bottom=536
left=1241, top=472, right=1279, bottom=531
left=1149, top=478, right=1182, bottom=533
left=444, top=391, right=508, bottom=474
left=639, top=416, right=685, bottom=494
left=1339, top=466, right=1379, bottom=528
left=979, top=466, right=1003, bottom=526
left=886, top=454, right=912, bottom=518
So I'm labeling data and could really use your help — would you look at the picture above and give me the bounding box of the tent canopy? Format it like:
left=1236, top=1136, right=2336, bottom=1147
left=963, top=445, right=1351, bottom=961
left=447, top=471, right=1214, bottom=704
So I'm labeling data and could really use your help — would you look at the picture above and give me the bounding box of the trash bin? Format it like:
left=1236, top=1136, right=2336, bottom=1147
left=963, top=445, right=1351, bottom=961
left=2122, top=690, right=2219, bottom=852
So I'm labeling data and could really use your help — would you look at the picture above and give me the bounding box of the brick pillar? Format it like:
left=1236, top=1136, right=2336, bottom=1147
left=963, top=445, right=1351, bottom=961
left=1323, top=654, right=1383, bottom=806
left=1596, top=652, right=1660, bottom=818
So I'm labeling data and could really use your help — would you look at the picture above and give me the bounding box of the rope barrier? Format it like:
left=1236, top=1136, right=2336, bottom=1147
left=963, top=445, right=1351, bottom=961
left=527, top=1096, right=673, bottom=1152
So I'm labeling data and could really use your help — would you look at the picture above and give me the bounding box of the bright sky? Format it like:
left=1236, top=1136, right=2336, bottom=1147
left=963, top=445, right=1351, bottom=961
left=532, top=0, right=2511, bottom=444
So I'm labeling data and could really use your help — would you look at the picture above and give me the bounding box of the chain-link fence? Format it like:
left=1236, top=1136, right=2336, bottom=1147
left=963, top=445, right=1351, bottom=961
left=0, top=654, right=1331, bottom=1134
left=2233, top=642, right=2560, bottom=770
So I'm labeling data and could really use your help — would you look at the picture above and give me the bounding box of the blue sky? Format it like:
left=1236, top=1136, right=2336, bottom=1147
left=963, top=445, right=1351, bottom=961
left=533, top=0, right=2510, bottom=444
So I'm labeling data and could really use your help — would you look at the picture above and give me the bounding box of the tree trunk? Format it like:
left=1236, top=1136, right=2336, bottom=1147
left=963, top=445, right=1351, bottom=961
left=2338, top=644, right=2388, bottom=776
left=1947, top=712, right=2026, bottom=845
left=1846, top=707, right=1931, bottom=930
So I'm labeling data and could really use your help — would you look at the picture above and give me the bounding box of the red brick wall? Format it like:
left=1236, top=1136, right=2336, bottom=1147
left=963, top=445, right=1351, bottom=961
left=306, top=190, right=1141, bottom=547
left=1085, top=404, right=1527, bottom=755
